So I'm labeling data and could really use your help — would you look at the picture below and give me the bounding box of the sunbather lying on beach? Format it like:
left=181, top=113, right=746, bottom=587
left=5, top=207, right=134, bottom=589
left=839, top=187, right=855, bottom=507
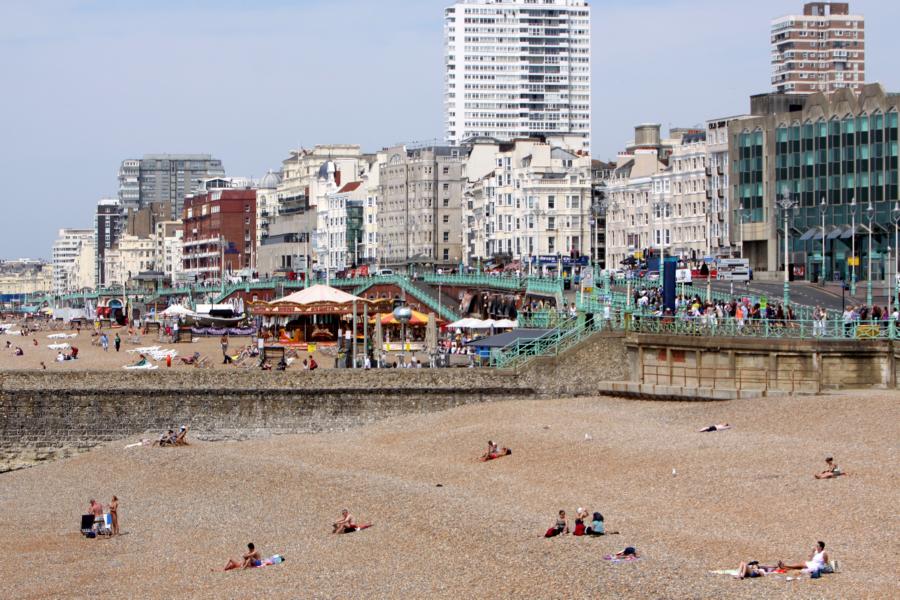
left=221, top=543, right=261, bottom=571
left=614, top=546, right=639, bottom=559
left=814, top=457, right=847, bottom=479
left=479, top=440, right=512, bottom=461
left=698, top=423, right=732, bottom=432
left=133, top=354, right=148, bottom=367
left=733, top=560, right=774, bottom=579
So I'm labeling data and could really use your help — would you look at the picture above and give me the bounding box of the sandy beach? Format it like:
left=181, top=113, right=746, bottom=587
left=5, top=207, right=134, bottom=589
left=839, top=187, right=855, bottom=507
left=0, top=390, right=896, bottom=599
left=0, top=325, right=442, bottom=372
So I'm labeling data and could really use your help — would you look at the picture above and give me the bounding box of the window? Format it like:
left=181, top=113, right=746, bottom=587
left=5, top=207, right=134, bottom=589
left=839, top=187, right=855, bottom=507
left=547, top=236, right=555, bottom=253
left=547, top=216, right=555, bottom=229
left=547, top=195, right=555, bottom=209
left=442, top=198, right=450, bottom=207
left=442, top=215, right=449, bottom=223
left=442, top=231, right=449, bottom=242
left=442, top=248, right=449, bottom=261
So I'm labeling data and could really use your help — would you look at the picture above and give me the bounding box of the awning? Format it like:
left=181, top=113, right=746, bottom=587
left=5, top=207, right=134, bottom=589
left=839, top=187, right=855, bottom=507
left=799, top=228, right=818, bottom=241
left=840, top=225, right=858, bottom=239
left=826, top=227, right=845, bottom=240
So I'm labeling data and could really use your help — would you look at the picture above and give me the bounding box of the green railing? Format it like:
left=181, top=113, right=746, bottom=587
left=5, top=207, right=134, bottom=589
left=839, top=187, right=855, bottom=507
left=626, top=315, right=897, bottom=341
left=490, top=316, right=593, bottom=370
left=525, top=276, right=563, bottom=298
left=421, top=273, right=522, bottom=291
left=351, top=275, right=461, bottom=322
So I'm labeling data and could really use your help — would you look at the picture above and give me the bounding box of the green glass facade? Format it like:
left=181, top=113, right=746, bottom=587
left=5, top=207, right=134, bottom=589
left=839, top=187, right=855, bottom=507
left=736, top=107, right=899, bottom=282
left=776, top=111, right=898, bottom=281
left=737, top=130, right=765, bottom=223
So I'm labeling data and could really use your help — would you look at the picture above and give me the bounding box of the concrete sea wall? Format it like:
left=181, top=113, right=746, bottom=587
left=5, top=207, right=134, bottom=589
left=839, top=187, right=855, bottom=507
left=0, top=333, right=630, bottom=471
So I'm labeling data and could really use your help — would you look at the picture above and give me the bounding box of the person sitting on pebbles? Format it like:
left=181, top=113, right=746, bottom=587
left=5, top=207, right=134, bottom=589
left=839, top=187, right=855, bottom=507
left=814, top=456, right=848, bottom=479
left=479, top=440, right=512, bottom=461
left=544, top=510, right=569, bottom=537
left=221, top=542, right=262, bottom=571
left=332, top=508, right=371, bottom=534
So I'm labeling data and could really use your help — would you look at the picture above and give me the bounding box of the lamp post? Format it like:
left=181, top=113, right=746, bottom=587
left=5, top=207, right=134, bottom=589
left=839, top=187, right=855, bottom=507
left=865, top=201, right=875, bottom=309
left=776, top=187, right=798, bottom=309
left=888, top=245, right=893, bottom=309
left=819, top=196, right=828, bottom=285
left=892, top=202, right=900, bottom=310
left=849, top=197, right=857, bottom=296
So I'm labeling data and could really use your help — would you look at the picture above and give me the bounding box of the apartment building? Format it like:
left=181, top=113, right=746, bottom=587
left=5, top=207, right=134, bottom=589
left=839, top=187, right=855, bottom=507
left=465, top=138, right=591, bottom=269
left=117, top=154, right=225, bottom=218
left=94, top=198, right=125, bottom=288
left=181, top=189, right=256, bottom=282
left=771, top=2, right=865, bottom=94
left=378, top=145, right=469, bottom=270
left=0, top=260, right=53, bottom=295
left=444, top=0, right=591, bottom=150
left=51, top=229, right=95, bottom=293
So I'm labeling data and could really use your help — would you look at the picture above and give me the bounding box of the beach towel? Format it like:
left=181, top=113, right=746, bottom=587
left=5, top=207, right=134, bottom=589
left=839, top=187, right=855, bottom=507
left=709, top=569, right=741, bottom=576
left=603, top=555, right=640, bottom=563
left=123, top=364, right=159, bottom=370
left=257, top=555, right=285, bottom=567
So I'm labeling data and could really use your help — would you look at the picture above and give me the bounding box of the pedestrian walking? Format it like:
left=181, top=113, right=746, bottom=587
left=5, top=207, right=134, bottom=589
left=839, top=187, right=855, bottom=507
left=114, top=333, right=121, bottom=352
left=100, top=332, right=109, bottom=352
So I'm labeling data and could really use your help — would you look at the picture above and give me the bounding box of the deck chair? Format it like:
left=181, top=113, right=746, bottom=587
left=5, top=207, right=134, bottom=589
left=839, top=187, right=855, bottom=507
left=195, top=355, right=210, bottom=369
left=97, top=513, right=113, bottom=536
left=80, top=514, right=96, bottom=538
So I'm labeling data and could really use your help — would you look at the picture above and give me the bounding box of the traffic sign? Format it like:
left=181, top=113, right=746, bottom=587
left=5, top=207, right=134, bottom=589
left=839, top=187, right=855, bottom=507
left=848, top=257, right=860, bottom=266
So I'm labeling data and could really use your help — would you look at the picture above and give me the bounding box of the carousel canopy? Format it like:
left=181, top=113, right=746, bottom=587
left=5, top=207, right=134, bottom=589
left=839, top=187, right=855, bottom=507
left=273, top=284, right=363, bottom=305
left=253, top=284, right=366, bottom=318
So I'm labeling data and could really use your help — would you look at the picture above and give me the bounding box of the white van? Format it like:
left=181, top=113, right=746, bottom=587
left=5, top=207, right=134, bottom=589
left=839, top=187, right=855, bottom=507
left=377, top=268, right=394, bottom=276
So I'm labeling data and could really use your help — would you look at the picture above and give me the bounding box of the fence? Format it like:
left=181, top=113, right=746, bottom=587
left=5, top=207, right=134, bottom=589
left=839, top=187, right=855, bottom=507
left=641, top=364, right=821, bottom=394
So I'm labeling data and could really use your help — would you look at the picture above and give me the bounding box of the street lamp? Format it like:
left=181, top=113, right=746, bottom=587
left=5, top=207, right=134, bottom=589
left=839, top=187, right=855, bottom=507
left=849, top=197, right=857, bottom=296
left=775, top=187, right=799, bottom=309
left=865, top=200, right=875, bottom=309
left=892, top=202, right=900, bottom=310
left=819, top=196, right=828, bottom=285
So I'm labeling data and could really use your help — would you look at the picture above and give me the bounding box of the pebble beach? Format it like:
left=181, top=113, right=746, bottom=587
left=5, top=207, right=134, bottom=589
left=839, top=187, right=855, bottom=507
left=0, top=390, right=896, bottom=599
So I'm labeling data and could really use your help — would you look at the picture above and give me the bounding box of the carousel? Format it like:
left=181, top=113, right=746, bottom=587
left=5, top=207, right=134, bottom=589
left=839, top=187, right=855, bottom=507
left=250, top=284, right=370, bottom=344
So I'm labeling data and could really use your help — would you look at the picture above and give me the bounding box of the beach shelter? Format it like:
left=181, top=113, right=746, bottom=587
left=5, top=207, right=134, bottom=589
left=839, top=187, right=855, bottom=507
left=161, top=304, right=193, bottom=317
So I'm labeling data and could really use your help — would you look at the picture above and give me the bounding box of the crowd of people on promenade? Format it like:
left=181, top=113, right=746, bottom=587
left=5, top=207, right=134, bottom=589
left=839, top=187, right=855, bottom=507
left=622, top=287, right=900, bottom=332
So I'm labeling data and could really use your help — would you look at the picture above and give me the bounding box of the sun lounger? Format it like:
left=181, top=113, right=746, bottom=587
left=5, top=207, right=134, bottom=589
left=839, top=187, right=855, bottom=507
left=123, top=364, right=159, bottom=370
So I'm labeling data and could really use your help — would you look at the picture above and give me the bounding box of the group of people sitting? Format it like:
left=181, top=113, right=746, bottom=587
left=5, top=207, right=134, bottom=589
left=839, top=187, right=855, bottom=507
left=544, top=508, right=619, bottom=537
left=735, top=541, right=834, bottom=579
left=479, top=440, right=512, bottom=461
left=56, top=346, right=79, bottom=362
left=153, top=426, right=189, bottom=447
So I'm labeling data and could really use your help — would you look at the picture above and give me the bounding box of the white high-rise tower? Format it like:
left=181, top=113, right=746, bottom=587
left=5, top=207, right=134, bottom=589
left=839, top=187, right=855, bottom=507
left=444, top=0, right=591, bottom=151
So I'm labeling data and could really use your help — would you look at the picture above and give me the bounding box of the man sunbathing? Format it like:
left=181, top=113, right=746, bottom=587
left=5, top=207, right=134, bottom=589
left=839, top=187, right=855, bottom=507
left=333, top=509, right=357, bottom=534
left=153, top=430, right=175, bottom=446
left=814, top=457, right=847, bottom=479
left=221, top=542, right=262, bottom=571
left=778, top=541, right=831, bottom=575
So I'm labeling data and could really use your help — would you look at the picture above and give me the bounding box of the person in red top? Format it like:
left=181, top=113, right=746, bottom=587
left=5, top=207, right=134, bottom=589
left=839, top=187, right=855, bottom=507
left=308, top=356, right=318, bottom=371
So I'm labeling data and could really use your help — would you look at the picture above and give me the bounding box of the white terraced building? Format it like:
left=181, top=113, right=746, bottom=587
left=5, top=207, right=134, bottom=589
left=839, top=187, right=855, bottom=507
left=444, top=0, right=591, bottom=150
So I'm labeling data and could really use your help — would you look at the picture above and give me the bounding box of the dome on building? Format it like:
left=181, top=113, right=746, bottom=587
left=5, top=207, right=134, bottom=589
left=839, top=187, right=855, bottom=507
left=258, top=169, right=282, bottom=189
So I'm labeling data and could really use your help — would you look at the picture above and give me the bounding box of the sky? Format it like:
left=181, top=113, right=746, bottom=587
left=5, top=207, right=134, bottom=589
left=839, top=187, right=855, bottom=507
left=1, top=0, right=899, bottom=259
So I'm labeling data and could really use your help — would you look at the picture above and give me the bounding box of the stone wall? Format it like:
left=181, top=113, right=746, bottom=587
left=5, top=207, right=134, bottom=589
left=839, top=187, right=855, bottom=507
left=0, top=332, right=633, bottom=472
left=625, top=334, right=899, bottom=392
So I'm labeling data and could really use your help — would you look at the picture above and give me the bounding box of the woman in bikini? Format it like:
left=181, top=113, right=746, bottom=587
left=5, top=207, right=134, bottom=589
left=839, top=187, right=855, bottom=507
left=544, top=510, right=569, bottom=537
left=814, top=457, right=847, bottom=479
left=109, top=496, right=119, bottom=536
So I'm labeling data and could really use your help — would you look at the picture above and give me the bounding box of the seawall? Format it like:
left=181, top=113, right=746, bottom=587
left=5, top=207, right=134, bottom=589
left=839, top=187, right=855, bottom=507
left=0, top=333, right=629, bottom=471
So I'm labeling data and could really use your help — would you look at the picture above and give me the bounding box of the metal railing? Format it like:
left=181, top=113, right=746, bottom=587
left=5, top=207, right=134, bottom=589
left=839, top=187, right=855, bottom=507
left=421, top=273, right=522, bottom=291
left=641, top=364, right=821, bottom=394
